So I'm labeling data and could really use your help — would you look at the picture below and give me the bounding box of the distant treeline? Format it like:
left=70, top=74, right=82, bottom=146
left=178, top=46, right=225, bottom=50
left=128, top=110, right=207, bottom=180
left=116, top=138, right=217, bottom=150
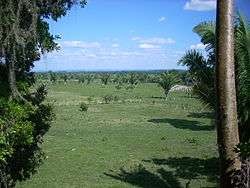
left=35, top=70, right=192, bottom=86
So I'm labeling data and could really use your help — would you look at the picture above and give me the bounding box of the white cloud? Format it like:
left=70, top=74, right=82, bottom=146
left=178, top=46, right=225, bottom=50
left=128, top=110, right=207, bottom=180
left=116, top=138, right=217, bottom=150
left=112, top=43, right=119, bottom=48
left=36, top=38, right=183, bottom=72
left=61, top=41, right=101, bottom=48
left=158, top=17, right=166, bottom=22
left=184, top=0, right=216, bottom=11
left=83, top=53, right=97, bottom=58
left=131, top=36, right=141, bottom=41
left=132, top=37, right=175, bottom=45
left=142, top=37, right=175, bottom=45
left=190, top=43, right=207, bottom=50
left=139, top=43, right=160, bottom=49
left=36, top=42, right=182, bottom=71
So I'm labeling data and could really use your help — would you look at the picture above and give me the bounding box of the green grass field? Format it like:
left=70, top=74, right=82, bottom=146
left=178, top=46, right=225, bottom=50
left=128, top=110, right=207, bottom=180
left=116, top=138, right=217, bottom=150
left=17, top=83, right=218, bottom=188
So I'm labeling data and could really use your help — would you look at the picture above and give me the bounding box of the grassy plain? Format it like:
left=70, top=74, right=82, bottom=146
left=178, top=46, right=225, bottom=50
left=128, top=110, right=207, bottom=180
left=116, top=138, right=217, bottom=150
left=17, top=82, right=218, bottom=188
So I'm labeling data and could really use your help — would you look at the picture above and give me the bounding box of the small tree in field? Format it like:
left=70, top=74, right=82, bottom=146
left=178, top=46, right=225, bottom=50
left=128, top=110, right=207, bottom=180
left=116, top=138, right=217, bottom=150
left=158, top=72, right=179, bottom=97
left=49, top=71, right=57, bottom=83
left=127, top=73, right=139, bottom=86
left=100, top=73, right=110, bottom=85
left=79, top=102, right=88, bottom=112
left=62, top=74, right=68, bottom=83
left=78, top=76, right=85, bottom=84
left=86, top=74, right=93, bottom=85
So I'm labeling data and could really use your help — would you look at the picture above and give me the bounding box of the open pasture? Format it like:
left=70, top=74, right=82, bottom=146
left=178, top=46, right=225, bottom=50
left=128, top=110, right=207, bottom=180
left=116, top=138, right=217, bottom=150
left=18, top=83, right=218, bottom=188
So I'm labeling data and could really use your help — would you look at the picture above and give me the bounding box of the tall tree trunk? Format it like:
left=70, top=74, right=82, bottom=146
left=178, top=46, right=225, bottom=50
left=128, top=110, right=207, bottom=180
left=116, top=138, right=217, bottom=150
left=8, top=59, right=19, bottom=99
left=216, top=0, right=241, bottom=187
left=6, top=56, right=27, bottom=103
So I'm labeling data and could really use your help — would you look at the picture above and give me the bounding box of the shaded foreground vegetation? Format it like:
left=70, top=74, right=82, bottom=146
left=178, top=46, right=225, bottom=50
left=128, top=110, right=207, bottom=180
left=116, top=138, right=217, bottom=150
left=17, top=82, right=218, bottom=188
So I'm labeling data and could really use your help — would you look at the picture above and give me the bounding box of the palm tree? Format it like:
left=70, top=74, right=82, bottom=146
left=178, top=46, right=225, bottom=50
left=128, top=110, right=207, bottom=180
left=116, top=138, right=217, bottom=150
left=235, top=15, right=250, bottom=143
left=179, top=15, right=250, bottom=143
left=179, top=7, right=250, bottom=187
left=216, top=1, right=241, bottom=186
left=158, top=72, right=179, bottom=98
left=178, top=50, right=215, bottom=108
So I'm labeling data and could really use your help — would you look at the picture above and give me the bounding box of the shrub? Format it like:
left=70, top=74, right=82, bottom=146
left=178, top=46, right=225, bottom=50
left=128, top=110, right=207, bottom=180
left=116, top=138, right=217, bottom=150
left=235, top=142, right=250, bottom=159
left=49, top=71, right=57, bottom=83
left=0, top=85, right=54, bottom=187
left=100, top=74, right=110, bottom=85
left=103, top=95, right=113, bottom=104
left=125, top=85, right=135, bottom=90
left=62, top=74, right=68, bottom=83
left=127, top=73, right=139, bottom=85
left=85, top=75, right=93, bottom=85
left=87, top=96, right=93, bottom=103
left=78, top=76, right=85, bottom=84
left=113, top=95, right=119, bottom=102
left=115, top=84, right=123, bottom=90
left=79, top=102, right=88, bottom=112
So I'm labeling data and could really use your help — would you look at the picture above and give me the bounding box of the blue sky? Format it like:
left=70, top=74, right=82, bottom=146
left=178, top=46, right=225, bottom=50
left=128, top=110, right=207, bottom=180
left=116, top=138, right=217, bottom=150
left=34, top=0, right=250, bottom=72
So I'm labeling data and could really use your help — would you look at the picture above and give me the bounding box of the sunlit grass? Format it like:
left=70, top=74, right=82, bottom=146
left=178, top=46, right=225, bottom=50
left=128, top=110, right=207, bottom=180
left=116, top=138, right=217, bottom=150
left=17, top=83, right=218, bottom=188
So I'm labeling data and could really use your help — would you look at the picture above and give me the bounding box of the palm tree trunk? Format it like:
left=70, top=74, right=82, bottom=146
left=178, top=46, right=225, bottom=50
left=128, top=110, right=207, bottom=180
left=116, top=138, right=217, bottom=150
left=216, top=0, right=241, bottom=187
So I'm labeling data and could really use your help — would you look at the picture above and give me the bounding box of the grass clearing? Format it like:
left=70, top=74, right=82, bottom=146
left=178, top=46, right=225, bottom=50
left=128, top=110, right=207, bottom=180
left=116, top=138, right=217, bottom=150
left=17, top=83, right=218, bottom=188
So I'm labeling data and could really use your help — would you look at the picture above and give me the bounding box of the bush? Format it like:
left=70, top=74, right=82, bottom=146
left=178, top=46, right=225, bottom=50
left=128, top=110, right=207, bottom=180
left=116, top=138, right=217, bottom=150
left=85, top=75, right=93, bottom=85
left=127, top=73, right=139, bottom=85
left=103, top=95, right=113, bottom=104
left=0, top=85, right=54, bottom=187
left=79, top=102, right=88, bottom=112
left=115, top=84, right=123, bottom=90
left=235, top=142, right=250, bottom=159
left=87, top=96, right=93, bottom=103
left=125, top=85, right=135, bottom=90
left=78, top=76, right=85, bottom=84
left=102, top=95, right=119, bottom=104
left=100, top=74, right=110, bottom=85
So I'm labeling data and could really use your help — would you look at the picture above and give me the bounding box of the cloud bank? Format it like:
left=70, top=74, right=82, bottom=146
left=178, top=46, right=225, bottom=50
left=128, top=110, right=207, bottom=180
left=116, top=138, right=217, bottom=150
left=184, top=0, right=216, bottom=11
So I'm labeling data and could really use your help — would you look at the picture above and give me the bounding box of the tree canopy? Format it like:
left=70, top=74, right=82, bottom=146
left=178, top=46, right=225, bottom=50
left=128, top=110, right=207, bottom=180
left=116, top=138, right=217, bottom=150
left=0, top=0, right=86, bottom=187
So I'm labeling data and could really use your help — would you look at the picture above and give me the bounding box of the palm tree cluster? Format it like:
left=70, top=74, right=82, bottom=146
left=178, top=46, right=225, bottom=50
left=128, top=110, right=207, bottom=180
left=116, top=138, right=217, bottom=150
left=178, top=15, right=250, bottom=143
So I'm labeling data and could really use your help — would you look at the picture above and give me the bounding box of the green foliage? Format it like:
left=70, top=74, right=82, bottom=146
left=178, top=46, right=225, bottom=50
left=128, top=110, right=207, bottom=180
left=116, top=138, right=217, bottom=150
left=79, top=102, right=88, bottom=112
left=235, top=15, right=250, bottom=142
left=158, top=72, right=180, bottom=97
left=125, top=85, right=136, bottom=90
left=102, top=95, right=118, bottom=104
left=115, top=83, right=123, bottom=90
left=87, top=96, right=93, bottom=103
left=178, top=50, right=215, bottom=108
left=49, top=71, right=57, bottom=83
left=78, top=76, right=85, bottom=84
left=127, top=73, right=139, bottom=86
left=35, top=71, right=189, bottom=87
left=0, top=86, right=54, bottom=187
left=103, top=95, right=113, bottom=104
left=235, top=142, right=250, bottom=159
left=0, top=0, right=83, bottom=186
left=192, top=21, right=216, bottom=51
left=62, top=74, right=68, bottom=83
left=179, top=15, right=250, bottom=143
left=100, top=74, right=110, bottom=85
left=86, top=74, right=93, bottom=85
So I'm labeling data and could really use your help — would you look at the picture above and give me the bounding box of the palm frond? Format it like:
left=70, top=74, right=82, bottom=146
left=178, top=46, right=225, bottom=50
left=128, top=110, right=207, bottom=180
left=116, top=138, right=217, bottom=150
left=158, top=72, right=180, bottom=97
left=193, top=21, right=216, bottom=52
left=235, top=14, right=250, bottom=142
